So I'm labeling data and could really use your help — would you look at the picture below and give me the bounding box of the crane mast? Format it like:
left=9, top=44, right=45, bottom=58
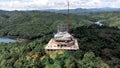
left=68, top=2, right=70, bottom=33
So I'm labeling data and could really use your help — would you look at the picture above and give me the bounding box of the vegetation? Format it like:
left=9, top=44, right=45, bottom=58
left=88, top=12, right=120, bottom=28
left=0, top=11, right=120, bottom=68
left=72, top=24, right=120, bottom=67
left=0, top=11, right=92, bottom=39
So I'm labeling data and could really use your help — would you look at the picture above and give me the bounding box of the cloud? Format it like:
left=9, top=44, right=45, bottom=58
left=0, top=0, right=49, bottom=10
left=0, top=0, right=119, bottom=10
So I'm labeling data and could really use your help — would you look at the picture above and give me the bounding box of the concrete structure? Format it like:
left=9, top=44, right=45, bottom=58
left=45, top=32, right=79, bottom=52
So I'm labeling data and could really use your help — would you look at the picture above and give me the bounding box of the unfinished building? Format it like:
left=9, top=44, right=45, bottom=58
left=45, top=2, right=79, bottom=52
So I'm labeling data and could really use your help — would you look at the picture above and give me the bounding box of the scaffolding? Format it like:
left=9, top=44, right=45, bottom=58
left=57, top=23, right=68, bottom=32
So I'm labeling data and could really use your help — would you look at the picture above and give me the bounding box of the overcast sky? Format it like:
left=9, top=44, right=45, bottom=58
left=0, top=0, right=120, bottom=10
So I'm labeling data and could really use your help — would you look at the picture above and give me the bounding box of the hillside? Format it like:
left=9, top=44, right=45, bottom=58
left=0, top=10, right=92, bottom=39
left=73, top=24, right=120, bottom=65
left=88, top=12, right=120, bottom=28
left=0, top=11, right=120, bottom=68
left=0, top=11, right=120, bottom=39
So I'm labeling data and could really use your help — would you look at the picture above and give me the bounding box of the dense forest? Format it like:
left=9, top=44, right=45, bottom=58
left=0, top=10, right=92, bottom=39
left=0, top=10, right=120, bottom=68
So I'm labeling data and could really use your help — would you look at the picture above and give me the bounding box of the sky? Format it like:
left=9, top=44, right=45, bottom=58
left=0, top=0, right=120, bottom=11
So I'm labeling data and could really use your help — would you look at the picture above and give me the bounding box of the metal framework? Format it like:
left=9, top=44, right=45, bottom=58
left=57, top=23, right=68, bottom=32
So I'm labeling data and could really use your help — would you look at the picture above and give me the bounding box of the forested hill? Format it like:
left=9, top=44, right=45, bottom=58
left=0, top=10, right=120, bottom=39
left=0, top=10, right=120, bottom=68
left=0, top=10, right=92, bottom=39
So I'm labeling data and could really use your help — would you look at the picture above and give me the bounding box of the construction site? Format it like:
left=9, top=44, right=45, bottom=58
left=45, top=2, right=79, bottom=52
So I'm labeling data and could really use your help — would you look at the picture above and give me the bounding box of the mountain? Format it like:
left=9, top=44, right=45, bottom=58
left=44, top=7, right=120, bottom=14
left=1, top=7, right=120, bottom=14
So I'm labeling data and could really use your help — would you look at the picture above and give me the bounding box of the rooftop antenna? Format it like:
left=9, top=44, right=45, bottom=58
left=68, top=1, right=70, bottom=33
